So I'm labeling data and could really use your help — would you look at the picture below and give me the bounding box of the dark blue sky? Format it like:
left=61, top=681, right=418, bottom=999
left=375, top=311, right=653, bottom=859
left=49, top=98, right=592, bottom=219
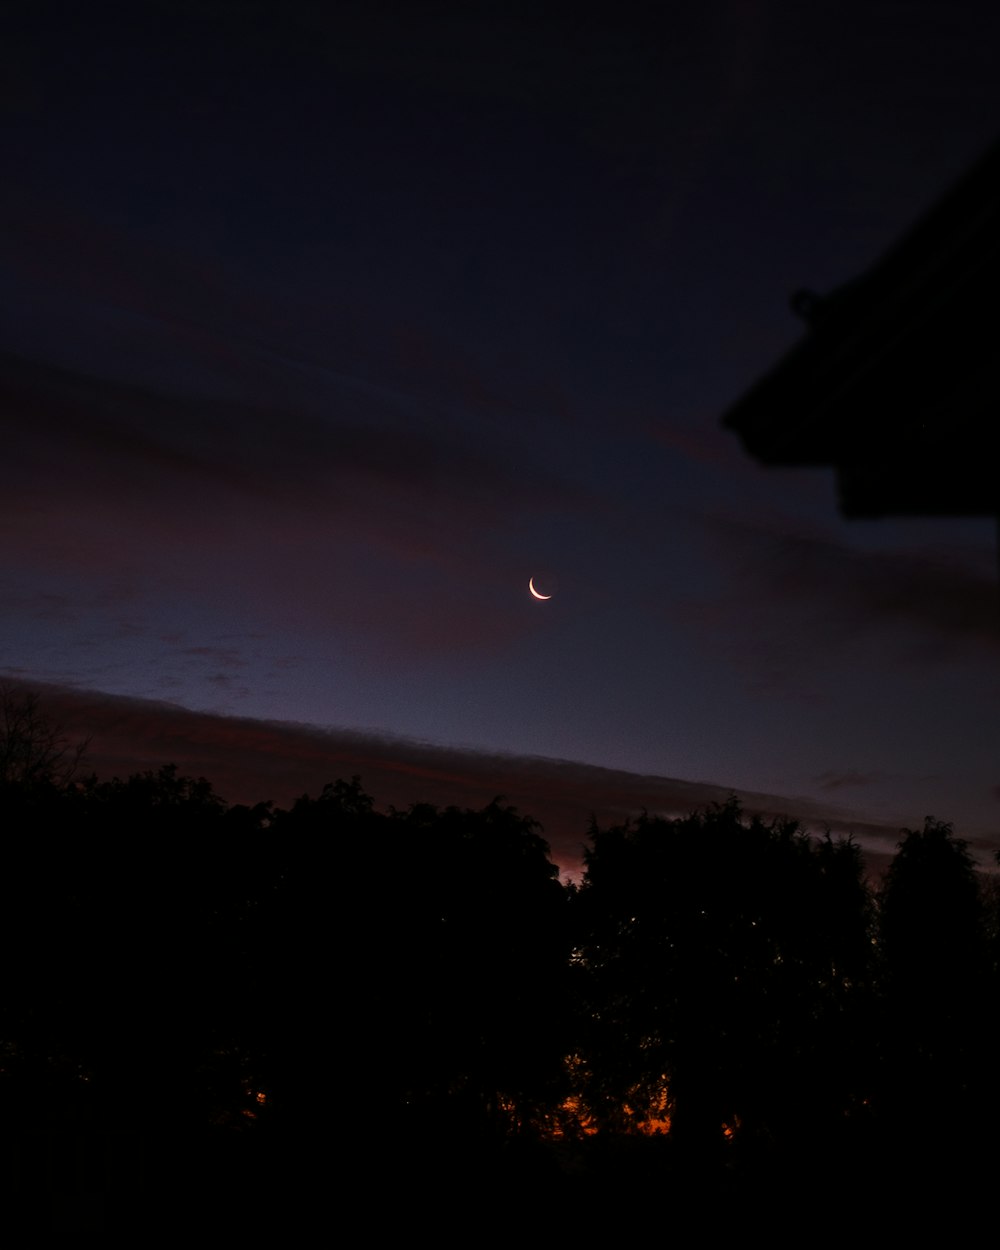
left=4, top=1, right=999, bottom=861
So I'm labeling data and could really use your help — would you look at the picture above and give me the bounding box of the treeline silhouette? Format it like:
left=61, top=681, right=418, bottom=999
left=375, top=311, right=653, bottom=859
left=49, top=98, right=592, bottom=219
left=2, top=691, right=998, bottom=1227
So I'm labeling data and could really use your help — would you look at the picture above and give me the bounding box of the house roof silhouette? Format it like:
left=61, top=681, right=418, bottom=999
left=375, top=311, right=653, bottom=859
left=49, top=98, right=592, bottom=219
left=723, top=142, right=1000, bottom=519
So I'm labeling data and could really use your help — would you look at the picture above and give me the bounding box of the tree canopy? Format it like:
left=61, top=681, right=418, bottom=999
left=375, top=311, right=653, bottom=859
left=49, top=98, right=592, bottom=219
left=2, top=691, right=997, bottom=1224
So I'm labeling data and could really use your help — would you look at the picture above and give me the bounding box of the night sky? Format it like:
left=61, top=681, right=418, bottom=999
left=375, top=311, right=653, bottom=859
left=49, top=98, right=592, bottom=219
left=4, top=1, right=999, bottom=870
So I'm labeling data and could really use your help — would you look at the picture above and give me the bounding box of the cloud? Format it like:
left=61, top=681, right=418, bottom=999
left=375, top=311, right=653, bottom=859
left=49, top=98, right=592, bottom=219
left=766, top=531, right=997, bottom=646
left=179, top=646, right=247, bottom=669
left=813, top=769, right=888, bottom=791
left=0, top=342, right=595, bottom=664
left=4, top=678, right=947, bottom=880
left=676, top=510, right=999, bottom=686
left=0, top=341, right=585, bottom=553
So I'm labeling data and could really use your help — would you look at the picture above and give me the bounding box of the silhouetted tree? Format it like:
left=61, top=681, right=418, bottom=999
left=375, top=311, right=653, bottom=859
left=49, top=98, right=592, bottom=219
left=377, top=797, right=571, bottom=1150
left=877, top=817, right=989, bottom=1155
left=0, top=685, right=88, bottom=790
left=264, top=777, right=390, bottom=1140
left=575, top=800, right=874, bottom=1161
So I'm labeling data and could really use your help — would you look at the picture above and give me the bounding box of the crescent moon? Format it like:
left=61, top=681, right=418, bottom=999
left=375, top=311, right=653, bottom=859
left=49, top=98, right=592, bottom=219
left=529, top=577, right=552, bottom=600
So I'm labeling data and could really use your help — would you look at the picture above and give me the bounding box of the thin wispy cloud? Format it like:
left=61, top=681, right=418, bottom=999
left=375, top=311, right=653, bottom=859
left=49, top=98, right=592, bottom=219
left=690, top=509, right=999, bottom=661
left=813, top=769, right=889, bottom=792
